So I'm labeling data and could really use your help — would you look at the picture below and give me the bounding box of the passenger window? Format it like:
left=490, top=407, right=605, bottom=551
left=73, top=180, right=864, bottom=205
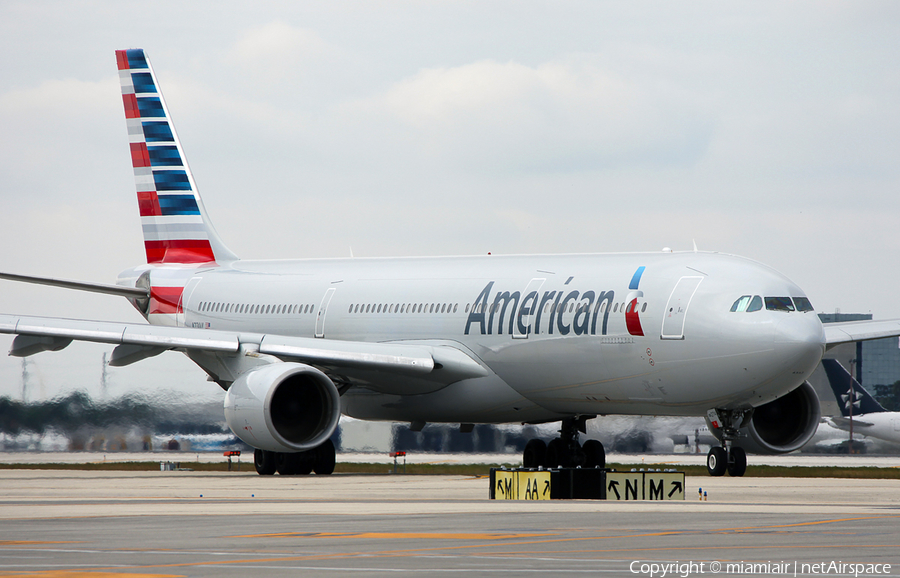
left=453, top=304, right=458, bottom=313
left=731, top=295, right=752, bottom=312
left=765, top=297, right=794, bottom=312
left=641, top=303, right=647, bottom=313
left=747, top=296, right=763, bottom=312
left=793, top=297, right=814, bottom=312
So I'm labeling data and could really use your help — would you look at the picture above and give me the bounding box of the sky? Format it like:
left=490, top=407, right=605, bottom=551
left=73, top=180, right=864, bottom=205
left=1, top=1, right=899, bottom=402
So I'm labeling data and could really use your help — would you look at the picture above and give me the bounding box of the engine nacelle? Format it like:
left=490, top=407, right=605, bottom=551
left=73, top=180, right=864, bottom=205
left=224, top=362, right=341, bottom=453
left=708, top=381, right=821, bottom=455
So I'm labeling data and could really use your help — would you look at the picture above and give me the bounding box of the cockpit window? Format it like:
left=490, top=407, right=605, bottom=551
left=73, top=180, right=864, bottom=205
left=730, top=295, right=752, bottom=312
left=731, top=295, right=764, bottom=312
left=793, top=297, right=814, bottom=312
left=765, top=297, right=795, bottom=312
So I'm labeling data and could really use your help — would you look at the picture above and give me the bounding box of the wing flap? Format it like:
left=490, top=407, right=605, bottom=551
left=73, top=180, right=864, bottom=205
left=259, top=335, right=434, bottom=374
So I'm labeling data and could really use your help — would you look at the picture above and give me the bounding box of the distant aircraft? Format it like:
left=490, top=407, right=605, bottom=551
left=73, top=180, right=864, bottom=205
left=3, top=49, right=900, bottom=477
left=821, top=359, right=900, bottom=445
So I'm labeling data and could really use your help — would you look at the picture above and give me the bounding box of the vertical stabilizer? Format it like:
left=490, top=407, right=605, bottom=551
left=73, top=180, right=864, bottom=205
left=116, top=49, right=237, bottom=265
left=821, top=359, right=887, bottom=416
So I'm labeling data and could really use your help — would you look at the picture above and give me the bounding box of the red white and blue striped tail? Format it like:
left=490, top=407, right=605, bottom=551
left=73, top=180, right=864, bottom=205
left=116, top=49, right=237, bottom=265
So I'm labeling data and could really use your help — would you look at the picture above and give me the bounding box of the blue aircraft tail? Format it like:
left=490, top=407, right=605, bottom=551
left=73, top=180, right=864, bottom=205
left=821, top=359, right=887, bottom=416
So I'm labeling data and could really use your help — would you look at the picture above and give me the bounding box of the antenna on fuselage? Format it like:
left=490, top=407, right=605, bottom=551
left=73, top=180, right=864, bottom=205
left=693, top=239, right=698, bottom=253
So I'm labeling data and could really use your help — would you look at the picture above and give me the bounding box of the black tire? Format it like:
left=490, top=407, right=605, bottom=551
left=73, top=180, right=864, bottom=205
left=727, top=446, right=747, bottom=477
left=522, top=439, right=547, bottom=468
left=254, top=449, right=277, bottom=476
left=313, top=439, right=336, bottom=475
left=582, top=439, right=606, bottom=469
left=546, top=438, right=569, bottom=468
left=707, top=446, right=727, bottom=476
left=276, top=452, right=299, bottom=475
left=296, top=450, right=314, bottom=475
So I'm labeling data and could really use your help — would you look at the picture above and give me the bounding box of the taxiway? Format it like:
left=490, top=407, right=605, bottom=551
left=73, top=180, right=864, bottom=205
left=0, top=457, right=898, bottom=576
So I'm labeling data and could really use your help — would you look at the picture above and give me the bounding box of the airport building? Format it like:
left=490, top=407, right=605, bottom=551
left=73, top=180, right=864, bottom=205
left=819, top=313, right=900, bottom=402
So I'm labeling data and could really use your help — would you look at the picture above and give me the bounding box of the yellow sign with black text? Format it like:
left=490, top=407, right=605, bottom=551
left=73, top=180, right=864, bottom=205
left=492, top=470, right=551, bottom=500
left=606, top=471, right=685, bottom=500
left=489, top=468, right=683, bottom=500
left=645, top=472, right=685, bottom=500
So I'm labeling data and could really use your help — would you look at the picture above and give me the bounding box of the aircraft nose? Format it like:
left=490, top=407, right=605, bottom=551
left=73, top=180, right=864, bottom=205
left=773, top=315, right=825, bottom=379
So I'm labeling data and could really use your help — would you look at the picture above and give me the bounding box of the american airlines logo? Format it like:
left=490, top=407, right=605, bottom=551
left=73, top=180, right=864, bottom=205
left=464, top=268, right=647, bottom=337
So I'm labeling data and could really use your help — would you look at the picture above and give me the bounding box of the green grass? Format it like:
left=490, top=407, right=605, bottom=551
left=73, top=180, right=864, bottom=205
left=0, top=460, right=898, bottom=478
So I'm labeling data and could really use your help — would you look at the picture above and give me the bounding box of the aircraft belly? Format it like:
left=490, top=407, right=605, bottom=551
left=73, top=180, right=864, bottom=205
left=341, top=375, right=564, bottom=424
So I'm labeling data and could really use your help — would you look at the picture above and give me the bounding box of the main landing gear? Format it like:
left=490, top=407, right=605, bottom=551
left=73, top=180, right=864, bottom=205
left=706, top=409, right=750, bottom=477
left=254, top=439, right=336, bottom=476
left=522, top=416, right=605, bottom=469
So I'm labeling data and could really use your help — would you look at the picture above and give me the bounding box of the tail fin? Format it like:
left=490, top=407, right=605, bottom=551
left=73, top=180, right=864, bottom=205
left=821, top=359, right=887, bottom=416
left=116, top=49, right=237, bottom=265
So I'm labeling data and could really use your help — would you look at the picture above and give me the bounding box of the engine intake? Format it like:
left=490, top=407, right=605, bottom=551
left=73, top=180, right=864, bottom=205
left=708, top=381, right=821, bottom=455
left=224, top=362, right=341, bottom=453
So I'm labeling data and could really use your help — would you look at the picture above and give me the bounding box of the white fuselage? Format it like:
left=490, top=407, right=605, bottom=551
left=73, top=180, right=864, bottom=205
left=121, top=250, right=826, bottom=425
left=828, top=413, right=900, bottom=445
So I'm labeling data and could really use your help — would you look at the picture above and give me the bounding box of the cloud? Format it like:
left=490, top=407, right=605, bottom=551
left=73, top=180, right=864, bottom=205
left=329, top=57, right=713, bottom=175
left=231, top=21, right=339, bottom=82
left=0, top=76, right=123, bottom=201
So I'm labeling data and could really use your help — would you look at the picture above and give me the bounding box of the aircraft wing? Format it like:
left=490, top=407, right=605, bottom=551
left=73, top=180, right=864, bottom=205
left=0, top=314, right=487, bottom=386
left=828, top=416, right=875, bottom=429
left=824, top=319, right=900, bottom=350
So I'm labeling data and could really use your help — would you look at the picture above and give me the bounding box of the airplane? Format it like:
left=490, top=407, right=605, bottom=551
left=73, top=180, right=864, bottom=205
left=821, top=359, right=900, bottom=445
left=3, top=48, right=900, bottom=477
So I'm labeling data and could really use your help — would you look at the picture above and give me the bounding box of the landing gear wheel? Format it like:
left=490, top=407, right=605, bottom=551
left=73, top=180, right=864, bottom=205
left=707, top=446, right=727, bottom=476
left=313, top=439, right=336, bottom=475
left=254, top=449, right=277, bottom=475
left=523, top=439, right=547, bottom=468
left=296, top=451, right=314, bottom=475
left=727, top=446, right=747, bottom=477
left=546, top=438, right=571, bottom=468
left=582, top=439, right=606, bottom=469
left=276, top=452, right=300, bottom=475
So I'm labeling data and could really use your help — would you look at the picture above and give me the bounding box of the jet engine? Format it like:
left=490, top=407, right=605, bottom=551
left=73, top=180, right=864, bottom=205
left=709, top=380, right=821, bottom=454
left=224, top=362, right=341, bottom=453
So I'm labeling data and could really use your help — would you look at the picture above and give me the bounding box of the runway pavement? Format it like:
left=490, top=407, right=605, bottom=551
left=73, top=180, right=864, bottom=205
left=0, top=458, right=899, bottom=577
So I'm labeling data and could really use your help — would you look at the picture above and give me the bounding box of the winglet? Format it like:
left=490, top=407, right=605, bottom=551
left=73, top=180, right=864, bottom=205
left=116, top=49, right=237, bottom=265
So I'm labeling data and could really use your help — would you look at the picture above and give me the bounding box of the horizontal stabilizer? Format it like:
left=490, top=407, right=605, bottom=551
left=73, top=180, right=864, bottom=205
left=0, top=271, right=148, bottom=299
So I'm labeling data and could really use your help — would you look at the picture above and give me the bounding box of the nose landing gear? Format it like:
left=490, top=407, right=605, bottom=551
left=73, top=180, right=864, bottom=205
left=706, top=408, right=750, bottom=477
